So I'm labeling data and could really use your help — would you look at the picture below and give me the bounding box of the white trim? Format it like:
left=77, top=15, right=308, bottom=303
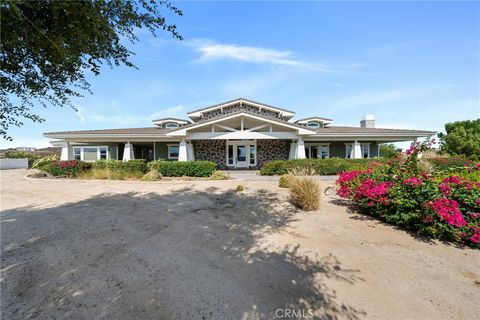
left=167, top=144, right=180, bottom=160
left=226, top=140, right=257, bottom=168
left=214, top=124, right=238, bottom=132
left=167, top=112, right=315, bottom=137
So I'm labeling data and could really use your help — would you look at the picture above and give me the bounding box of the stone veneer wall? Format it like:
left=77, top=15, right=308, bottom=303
left=256, top=139, right=290, bottom=167
left=193, top=140, right=226, bottom=168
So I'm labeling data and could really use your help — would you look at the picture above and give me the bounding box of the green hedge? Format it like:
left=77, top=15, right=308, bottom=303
left=259, top=158, right=386, bottom=176
left=92, top=159, right=148, bottom=173
left=147, top=160, right=217, bottom=177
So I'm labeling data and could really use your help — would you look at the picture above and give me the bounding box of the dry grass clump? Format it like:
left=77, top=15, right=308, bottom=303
left=235, top=184, right=245, bottom=192
left=288, top=176, right=321, bottom=211
left=141, top=169, right=162, bottom=181
left=209, top=170, right=230, bottom=180
left=279, top=174, right=293, bottom=188
left=288, top=163, right=317, bottom=176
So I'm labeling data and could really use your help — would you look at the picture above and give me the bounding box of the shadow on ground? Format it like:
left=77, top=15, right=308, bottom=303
left=1, top=187, right=365, bottom=319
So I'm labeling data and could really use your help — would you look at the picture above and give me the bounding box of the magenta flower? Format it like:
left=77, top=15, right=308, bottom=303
left=430, top=198, right=466, bottom=228
left=438, top=183, right=452, bottom=196
left=403, top=176, right=422, bottom=186
left=442, top=176, right=462, bottom=185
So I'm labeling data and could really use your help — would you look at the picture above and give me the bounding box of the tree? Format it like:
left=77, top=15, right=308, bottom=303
left=0, top=0, right=182, bottom=140
left=438, top=119, right=480, bottom=160
left=379, top=143, right=401, bottom=158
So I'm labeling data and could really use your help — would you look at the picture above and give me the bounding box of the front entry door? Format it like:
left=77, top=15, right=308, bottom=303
left=236, top=145, right=248, bottom=168
left=227, top=141, right=256, bottom=168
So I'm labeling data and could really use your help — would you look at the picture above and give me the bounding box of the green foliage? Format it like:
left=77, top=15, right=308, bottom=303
left=209, top=170, right=230, bottom=180
left=32, top=154, right=59, bottom=170
left=44, top=160, right=91, bottom=177
left=279, top=174, right=293, bottom=188
left=379, top=144, right=401, bottom=158
left=92, top=159, right=147, bottom=174
left=147, top=160, right=217, bottom=177
left=438, top=119, right=480, bottom=160
left=260, top=158, right=385, bottom=176
left=141, top=169, right=162, bottom=181
left=426, top=157, right=474, bottom=171
left=2, top=150, right=38, bottom=167
left=1, top=0, right=182, bottom=140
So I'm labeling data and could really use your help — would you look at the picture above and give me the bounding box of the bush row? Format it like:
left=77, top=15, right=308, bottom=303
left=259, top=158, right=385, bottom=176
left=147, top=160, right=217, bottom=177
left=92, top=159, right=148, bottom=174
left=43, top=160, right=92, bottom=177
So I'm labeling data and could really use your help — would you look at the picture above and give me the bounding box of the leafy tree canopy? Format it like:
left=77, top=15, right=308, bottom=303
left=438, top=119, right=480, bottom=160
left=1, top=0, right=182, bottom=140
left=379, top=143, right=401, bottom=158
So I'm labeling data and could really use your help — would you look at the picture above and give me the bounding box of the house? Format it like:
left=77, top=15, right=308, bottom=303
left=44, top=98, right=436, bottom=168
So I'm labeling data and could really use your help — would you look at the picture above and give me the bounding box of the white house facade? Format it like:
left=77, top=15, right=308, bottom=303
left=44, top=98, right=436, bottom=168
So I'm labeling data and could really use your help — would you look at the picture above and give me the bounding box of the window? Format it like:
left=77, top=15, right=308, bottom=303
left=84, top=148, right=98, bottom=161
left=165, top=123, right=179, bottom=129
left=99, top=147, right=107, bottom=160
left=168, top=145, right=179, bottom=159
left=228, top=145, right=234, bottom=165
left=320, top=145, right=329, bottom=159
left=249, top=145, right=255, bottom=165
left=345, top=143, right=370, bottom=158
left=361, top=144, right=370, bottom=158
left=307, top=122, right=320, bottom=128
left=74, top=148, right=81, bottom=160
left=346, top=144, right=353, bottom=158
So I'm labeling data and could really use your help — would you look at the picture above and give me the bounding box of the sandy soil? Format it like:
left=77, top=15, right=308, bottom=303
left=1, top=169, right=478, bottom=319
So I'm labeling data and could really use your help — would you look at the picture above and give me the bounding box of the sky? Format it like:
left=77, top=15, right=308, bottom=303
left=2, top=1, right=480, bottom=150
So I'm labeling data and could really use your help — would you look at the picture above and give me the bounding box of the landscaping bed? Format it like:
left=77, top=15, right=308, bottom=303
left=336, top=140, right=480, bottom=248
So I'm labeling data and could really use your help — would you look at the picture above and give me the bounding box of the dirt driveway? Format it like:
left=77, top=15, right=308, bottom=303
left=1, top=169, right=479, bottom=319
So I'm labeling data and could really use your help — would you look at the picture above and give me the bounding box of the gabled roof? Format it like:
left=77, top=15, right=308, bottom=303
left=295, top=116, right=333, bottom=124
left=152, top=117, right=191, bottom=125
left=186, top=98, right=296, bottom=120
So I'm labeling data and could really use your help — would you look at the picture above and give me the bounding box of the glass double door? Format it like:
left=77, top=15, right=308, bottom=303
left=227, top=142, right=256, bottom=168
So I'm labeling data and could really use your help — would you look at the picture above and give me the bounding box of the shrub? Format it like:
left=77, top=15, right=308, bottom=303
left=45, top=160, right=91, bottom=177
left=260, top=158, right=384, bottom=176
left=289, top=176, right=321, bottom=211
left=209, top=170, right=229, bottom=180
left=2, top=150, right=38, bottom=167
left=279, top=174, right=293, bottom=188
left=32, top=154, right=59, bottom=170
left=93, top=159, right=147, bottom=174
left=147, top=160, right=217, bottom=177
left=426, top=157, right=474, bottom=171
left=235, top=184, right=245, bottom=192
left=336, top=139, right=480, bottom=248
left=141, top=169, right=162, bottom=181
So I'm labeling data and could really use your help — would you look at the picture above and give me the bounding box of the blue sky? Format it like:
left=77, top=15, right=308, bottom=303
left=3, top=1, right=479, bottom=149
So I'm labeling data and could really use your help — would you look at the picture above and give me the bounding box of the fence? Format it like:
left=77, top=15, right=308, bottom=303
left=0, top=158, right=29, bottom=170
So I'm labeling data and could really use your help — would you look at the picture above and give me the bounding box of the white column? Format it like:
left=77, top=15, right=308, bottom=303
left=178, top=140, right=188, bottom=162
left=289, top=142, right=296, bottom=160
left=60, top=142, right=71, bottom=160
left=187, top=142, right=195, bottom=161
left=296, top=139, right=306, bottom=159
left=123, top=142, right=134, bottom=161
left=352, top=141, right=362, bottom=159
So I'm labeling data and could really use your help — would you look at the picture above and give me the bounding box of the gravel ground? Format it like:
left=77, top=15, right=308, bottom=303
left=1, top=169, right=479, bottom=319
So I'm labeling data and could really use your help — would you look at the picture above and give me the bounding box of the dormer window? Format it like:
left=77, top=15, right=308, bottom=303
left=165, top=123, right=179, bottom=129
left=307, top=121, right=324, bottom=128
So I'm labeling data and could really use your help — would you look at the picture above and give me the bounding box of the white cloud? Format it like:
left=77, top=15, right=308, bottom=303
left=190, top=39, right=362, bottom=73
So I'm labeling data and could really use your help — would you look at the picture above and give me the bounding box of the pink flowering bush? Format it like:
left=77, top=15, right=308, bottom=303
left=46, top=160, right=92, bottom=177
left=336, top=139, right=480, bottom=248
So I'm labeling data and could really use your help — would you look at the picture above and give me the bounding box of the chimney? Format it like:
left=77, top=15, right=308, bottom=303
left=360, top=115, right=375, bottom=128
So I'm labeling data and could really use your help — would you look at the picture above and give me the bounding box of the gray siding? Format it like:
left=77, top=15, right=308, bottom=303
left=308, top=141, right=379, bottom=158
